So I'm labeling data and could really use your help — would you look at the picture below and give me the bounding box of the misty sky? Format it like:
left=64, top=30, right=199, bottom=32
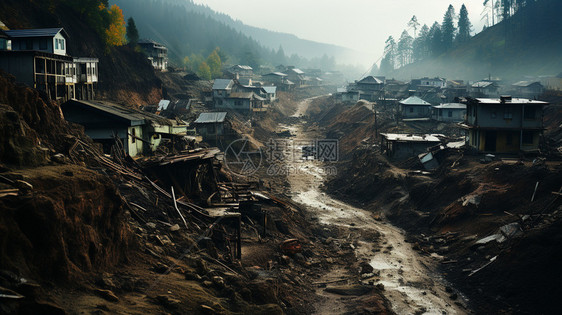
left=193, top=0, right=486, bottom=61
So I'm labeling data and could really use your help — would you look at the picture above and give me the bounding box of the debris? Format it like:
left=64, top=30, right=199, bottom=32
left=280, top=239, right=302, bottom=255
left=468, top=255, right=498, bottom=277
left=531, top=181, right=539, bottom=202
left=169, top=224, right=181, bottom=232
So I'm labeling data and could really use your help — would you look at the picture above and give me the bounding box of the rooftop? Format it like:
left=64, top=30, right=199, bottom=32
left=400, top=96, right=431, bottom=106
left=194, top=112, right=227, bottom=124
left=381, top=133, right=442, bottom=142
left=4, top=28, right=69, bottom=39
left=432, top=103, right=466, bottom=109
left=212, top=79, right=234, bottom=90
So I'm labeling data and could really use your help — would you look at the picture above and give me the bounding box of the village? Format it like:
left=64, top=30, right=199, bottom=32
left=1, top=17, right=562, bottom=315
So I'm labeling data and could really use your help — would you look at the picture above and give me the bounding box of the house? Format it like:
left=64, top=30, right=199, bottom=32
left=262, top=86, right=277, bottom=103
left=0, top=29, right=10, bottom=50
left=212, top=79, right=266, bottom=111
left=511, top=81, right=544, bottom=99
left=284, top=67, right=306, bottom=87
left=443, top=80, right=468, bottom=102
left=262, top=72, right=287, bottom=85
left=380, top=133, right=442, bottom=160
left=334, top=87, right=361, bottom=104
left=61, top=100, right=189, bottom=157
left=4, top=28, right=69, bottom=56
left=461, top=96, right=547, bottom=153
left=138, top=39, right=167, bottom=71
left=227, top=65, right=253, bottom=78
left=193, top=112, right=231, bottom=141
left=540, top=73, right=562, bottom=91
left=351, top=76, right=384, bottom=101
left=73, top=57, right=98, bottom=100
left=399, top=96, right=432, bottom=119
left=415, top=77, right=447, bottom=89
left=432, top=103, right=466, bottom=122
left=470, top=81, right=500, bottom=97
left=0, top=27, right=98, bottom=101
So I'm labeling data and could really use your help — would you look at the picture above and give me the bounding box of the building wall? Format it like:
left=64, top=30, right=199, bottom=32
left=402, top=105, right=431, bottom=118
left=127, top=125, right=143, bottom=157
left=469, top=129, right=540, bottom=153
left=0, top=53, right=34, bottom=86
left=391, top=141, right=439, bottom=160
left=433, top=108, right=466, bottom=122
left=215, top=98, right=251, bottom=110
left=474, top=104, right=542, bottom=129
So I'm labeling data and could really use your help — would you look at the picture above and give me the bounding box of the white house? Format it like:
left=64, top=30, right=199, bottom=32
left=4, top=28, right=69, bottom=56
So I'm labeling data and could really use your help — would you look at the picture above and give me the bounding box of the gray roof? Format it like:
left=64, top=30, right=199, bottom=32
left=264, top=72, right=287, bottom=77
left=381, top=133, right=442, bottom=142
left=512, top=80, right=541, bottom=87
left=358, top=76, right=383, bottom=84
left=4, top=28, right=69, bottom=39
left=472, top=81, right=495, bottom=88
left=194, top=112, right=227, bottom=124
left=66, top=100, right=174, bottom=126
left=231, top=65, right=252, bottom=70
left=212, top=79, right=234, bottom=90
left=474, top=98, right=548, bottom=105
left=263, top=86, right=277, bottom=93
left=288, top=68, right=304, bottom=74
left=399, top=96, right=431, bottom=106
left=432, top=103, right=466, bottom=109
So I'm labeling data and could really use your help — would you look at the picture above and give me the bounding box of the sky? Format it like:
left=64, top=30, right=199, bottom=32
left=192, top=0, right=487, bottom=60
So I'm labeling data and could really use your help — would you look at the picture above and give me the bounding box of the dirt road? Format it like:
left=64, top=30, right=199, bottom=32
left=284, top=98, right=469, bottom=314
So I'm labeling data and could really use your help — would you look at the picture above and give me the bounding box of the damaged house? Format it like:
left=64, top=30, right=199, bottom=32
left=193, top=112, right=233, bottom=143
left=61, top=100, right=188, bottom=157
left=212, top=78, right=266, bottom=111
left=380, top=133, right=442, bottom=160
left=138, top=39, right=168, bottom=71
left=461, top=96, right=547, bottom=153
left=0, top=27, right=98, bottom=101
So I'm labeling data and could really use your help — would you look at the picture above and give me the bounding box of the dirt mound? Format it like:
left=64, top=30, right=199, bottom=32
left=0, top=165, right=132, bottom=281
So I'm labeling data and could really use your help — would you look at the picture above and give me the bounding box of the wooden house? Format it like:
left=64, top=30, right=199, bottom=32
left=61, top=100, right=188, bottom=157
left=511, top=81, right=544, bottom=99
left=470, top=81, right=500, bottom=97
left=380, top=133, right=442, bottom=160
left=193, top=112, right=231, bottom=142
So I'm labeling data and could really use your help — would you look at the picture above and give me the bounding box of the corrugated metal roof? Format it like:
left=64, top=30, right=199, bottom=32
left=5, top=28, right=68, bottom=39
left=212, top=79, right=234, bottom=90
left=232, top=65, right=252, bottom=70
left=194, top=112, right=227, bottom=124
left=474, top=98, right=548, bottom=105
left=432, top=103, right=466, bottom=109
left=399, top=96, right=431, bottom=106
left=358, top=76, right=383, bottom=84
left=471, top=81, right=495, bottom=88
left=67, top=100, right=174, bottom=126
left=381, top=133, right=442, bottom=142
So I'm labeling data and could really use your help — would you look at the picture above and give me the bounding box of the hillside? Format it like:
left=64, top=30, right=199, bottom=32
left=111, top=0, right=366, bottom=68
left=390, top=0, right=562, bottom=81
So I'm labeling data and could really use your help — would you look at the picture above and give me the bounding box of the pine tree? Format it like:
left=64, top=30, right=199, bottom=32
left=441, top=4, right=456, bottom=51
left=456, top=4, right=472, bottom=44
left=126, top=17, right=139, bottom=46
left=412, top=24, right=430, bottom=61
left=397, top=30, right=413, bottom=67
left=408, top=16, right=420, bottom=38
left=429, top=22, right=443, bottom=56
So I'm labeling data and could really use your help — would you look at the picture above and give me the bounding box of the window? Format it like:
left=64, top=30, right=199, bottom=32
left=524, top=107, right=536, bottom=119
left=409, top=107, right=413, bottom=113
left=60, top=39, right=64, bottom=50
left=235, top=100, right=242, bottom=106
left=522, top=131, right=533, bottom=144
left=448, top=110, right=453, bottom=117
left=55, top=39, right=58, bottom=49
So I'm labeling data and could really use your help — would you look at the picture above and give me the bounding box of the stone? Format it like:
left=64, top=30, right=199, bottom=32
left=169, top=224, right=180, bottom=232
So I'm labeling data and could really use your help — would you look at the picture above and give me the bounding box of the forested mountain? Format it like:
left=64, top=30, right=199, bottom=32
left=111, top=0, right=363, bottom=71
left=381, top=0, right=562, bottom=81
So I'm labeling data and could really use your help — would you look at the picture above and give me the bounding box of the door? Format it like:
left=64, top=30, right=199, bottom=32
left=485, top=131, right=497, bottom=152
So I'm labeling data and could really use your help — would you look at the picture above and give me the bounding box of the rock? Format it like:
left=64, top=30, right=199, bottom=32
left=169, top=224, right=180, bottom=232
left=95, top=288, right=119, bottom=302
left=51, top=153, right=66, bottom=164
left=146, top=222, right=157, bottom=229
left=325, top=284, right=373, bottom=296
left=450, top=293, right=458, bottom=300
left=359, top=261, right=374, bottom=274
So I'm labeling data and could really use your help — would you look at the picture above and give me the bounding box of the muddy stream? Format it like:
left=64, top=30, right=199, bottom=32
left=283, top=98, right=468, bottom=314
